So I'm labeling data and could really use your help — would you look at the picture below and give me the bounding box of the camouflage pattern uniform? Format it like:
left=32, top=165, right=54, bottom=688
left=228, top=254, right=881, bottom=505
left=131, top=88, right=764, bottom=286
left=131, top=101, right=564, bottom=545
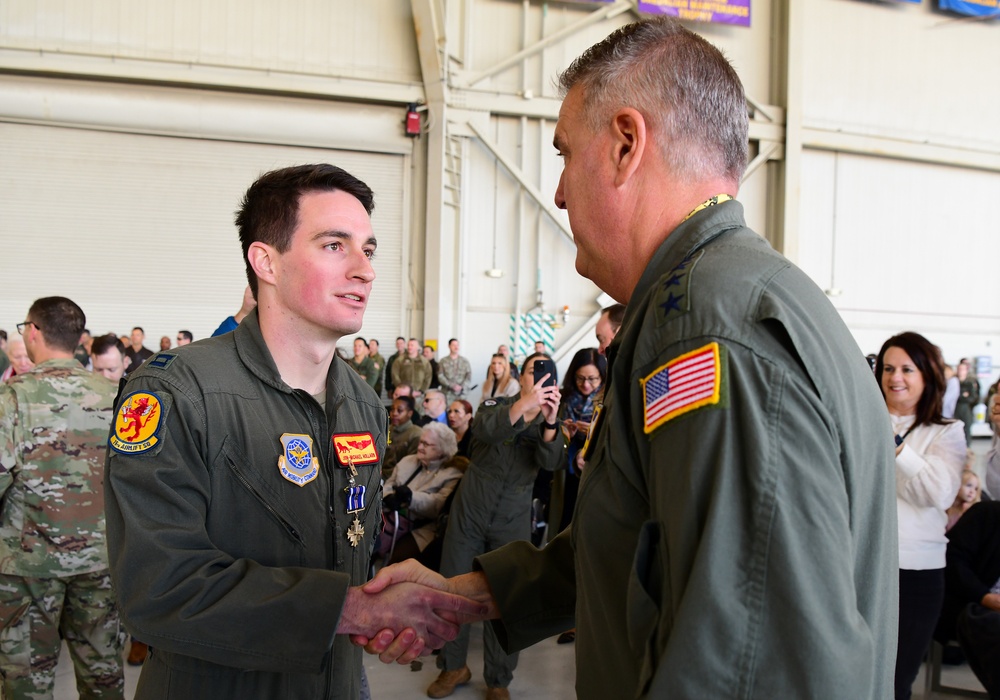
left=0, top=358, right=125, bottom=699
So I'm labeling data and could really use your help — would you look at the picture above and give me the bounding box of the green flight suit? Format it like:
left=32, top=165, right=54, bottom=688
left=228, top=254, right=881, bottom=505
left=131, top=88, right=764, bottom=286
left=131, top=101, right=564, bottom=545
left=478, top=200, right=898, bottom=700
left=349, top=354, right=378, bottom=390
left=439, top=394, right=564, bottom=689
left=105, top=310, right=387, bottom=700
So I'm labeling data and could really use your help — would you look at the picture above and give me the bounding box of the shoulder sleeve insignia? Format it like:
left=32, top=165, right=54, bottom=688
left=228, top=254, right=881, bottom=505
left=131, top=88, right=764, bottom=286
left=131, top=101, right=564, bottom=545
left=641, top=341, right=726, bottom=434
left=656, top=249, right=705, bottom=326
left=278, top=433, right=319, bottom=487
left=147, top=353, right=176, bottom=370
left=482, top=399, right=497, bottom=407
left=332, top=432, right=379, bottom=466
left=110, top=391, right=166, bottom=454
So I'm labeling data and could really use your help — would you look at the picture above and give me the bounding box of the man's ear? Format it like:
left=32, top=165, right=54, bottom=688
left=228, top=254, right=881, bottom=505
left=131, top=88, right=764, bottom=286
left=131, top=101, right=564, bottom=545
left=247, top=242, right=277, bottom=288
left=611, top=108, right=647, bottom=187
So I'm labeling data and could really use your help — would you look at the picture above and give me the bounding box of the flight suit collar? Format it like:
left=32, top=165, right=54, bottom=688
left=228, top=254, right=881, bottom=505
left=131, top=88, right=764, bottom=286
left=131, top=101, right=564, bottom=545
left=232, top=309, right=345, bottom=401
left=605, top=199, right=745, bottom=369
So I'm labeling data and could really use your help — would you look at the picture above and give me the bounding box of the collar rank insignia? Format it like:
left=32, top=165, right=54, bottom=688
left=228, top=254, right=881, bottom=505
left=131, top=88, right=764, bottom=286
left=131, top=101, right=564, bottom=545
left=332, top=433, right=379, bottom=466
left=278, top=433, right=319, bottom=487
left=110, top=391, right=163, bottom=454
left=656, top=249, right=704, bottom=326
left=641, top=342, right=724, bottom=434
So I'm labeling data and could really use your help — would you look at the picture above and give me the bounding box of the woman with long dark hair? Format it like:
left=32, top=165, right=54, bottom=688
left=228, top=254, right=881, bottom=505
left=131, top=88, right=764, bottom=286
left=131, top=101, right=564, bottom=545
left=875, top=332, right=966, bottom=700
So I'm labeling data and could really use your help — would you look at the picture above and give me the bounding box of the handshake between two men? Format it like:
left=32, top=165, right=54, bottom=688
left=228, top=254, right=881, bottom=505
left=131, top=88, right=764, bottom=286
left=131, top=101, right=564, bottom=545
left=338, top=560, right=498, bottom=663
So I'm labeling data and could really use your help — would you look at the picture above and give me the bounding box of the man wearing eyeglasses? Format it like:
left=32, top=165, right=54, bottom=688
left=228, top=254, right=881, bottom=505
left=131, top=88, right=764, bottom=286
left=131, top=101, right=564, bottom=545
left=423, top=390, right=449, bottom=425
left=0, top=297, right=124, bottom=698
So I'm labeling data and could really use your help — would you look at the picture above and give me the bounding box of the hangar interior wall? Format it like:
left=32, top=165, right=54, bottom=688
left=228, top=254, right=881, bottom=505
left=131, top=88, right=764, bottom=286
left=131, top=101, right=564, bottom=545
left=1, top=0, right=998, bottom=386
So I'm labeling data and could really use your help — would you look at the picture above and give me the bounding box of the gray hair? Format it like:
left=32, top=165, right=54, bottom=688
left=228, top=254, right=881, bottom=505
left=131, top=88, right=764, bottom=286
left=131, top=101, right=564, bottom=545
left=558, top=16, right=748, bottom=183
left=421, top=422, right=458, bottom=461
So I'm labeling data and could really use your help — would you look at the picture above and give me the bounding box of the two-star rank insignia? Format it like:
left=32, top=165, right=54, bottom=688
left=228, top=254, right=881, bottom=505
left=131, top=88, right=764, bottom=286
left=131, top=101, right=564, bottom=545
left=655, top=249, right=704, bottom=325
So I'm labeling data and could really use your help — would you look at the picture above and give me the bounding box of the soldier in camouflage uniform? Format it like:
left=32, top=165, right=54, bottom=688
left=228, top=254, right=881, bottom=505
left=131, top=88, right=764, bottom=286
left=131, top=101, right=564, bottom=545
left=0, top=296, right=124, bottom=699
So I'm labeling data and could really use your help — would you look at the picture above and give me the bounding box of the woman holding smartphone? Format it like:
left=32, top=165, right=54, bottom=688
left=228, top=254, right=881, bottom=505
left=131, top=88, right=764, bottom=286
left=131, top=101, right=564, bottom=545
left=428, top=353, right=564, bottom=700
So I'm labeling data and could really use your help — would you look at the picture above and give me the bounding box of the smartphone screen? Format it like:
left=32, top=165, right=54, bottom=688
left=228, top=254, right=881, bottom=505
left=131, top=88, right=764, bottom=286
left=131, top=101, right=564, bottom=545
left=532, top=358, right=558, bottom=388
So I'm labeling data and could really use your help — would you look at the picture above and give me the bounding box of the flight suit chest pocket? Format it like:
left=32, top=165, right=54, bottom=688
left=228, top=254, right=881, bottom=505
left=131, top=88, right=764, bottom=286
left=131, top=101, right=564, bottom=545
left=214, top=436, right=309, bottom=561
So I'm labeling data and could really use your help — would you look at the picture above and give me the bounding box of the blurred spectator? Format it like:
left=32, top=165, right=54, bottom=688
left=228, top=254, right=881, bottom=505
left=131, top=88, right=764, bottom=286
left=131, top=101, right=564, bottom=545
left=550, top=348, right=607, bottom=535
left=379, top=423, right=463, bottom=565
left=176, top=330, right=193, bottom=346
left=481, top=353, right=519, bottom=403
left=939, top=501, right=1000, bottom=698
left=439, top=338, right=472, bottom=406
left=875, top=332, right=966, bottom=700
left=385, top=337, right=406, bottom=397
left=447, top=400, right=475, bottom=458
left=2, top=338, right=34, bottom=382
left=497, top=344, right=519, bottom=380
left=423, top=345, right=440, bottom=390
left=955, top=359, right=980, bottom=446
left=90, top=333, right=129, bottom=383
left=392, top=339, right=432, bottom=399
left=0, top=296, right=124, bottom=697
left=422, top=389, right=448, bottom=425
left=368, top=339, right=385, bottom=397
left=124, top=326, right=154, bottom=373
left=348, top=337, right=378, bottom=390
left=942, top=364, right=959, bottom=419
left=74, top=329, right=92, bottom=368
left=946, top=470, right=981, bottom=532
left=211, top=285, right=257, bottom=337
left=384, top=396, right=422, bottom=480
left=595, top=303, right=625, bottom=355
left=159, top=336, right=172, bottom=352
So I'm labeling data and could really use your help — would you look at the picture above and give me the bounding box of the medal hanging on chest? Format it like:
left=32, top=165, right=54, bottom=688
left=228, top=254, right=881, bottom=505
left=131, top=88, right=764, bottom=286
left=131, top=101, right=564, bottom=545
left=344, top=457, right=366, bottom=547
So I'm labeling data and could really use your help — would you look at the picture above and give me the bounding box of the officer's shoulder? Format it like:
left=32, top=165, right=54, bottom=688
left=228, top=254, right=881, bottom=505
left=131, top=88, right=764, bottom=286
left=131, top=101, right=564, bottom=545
left=127, top=335, right=239, bottom=390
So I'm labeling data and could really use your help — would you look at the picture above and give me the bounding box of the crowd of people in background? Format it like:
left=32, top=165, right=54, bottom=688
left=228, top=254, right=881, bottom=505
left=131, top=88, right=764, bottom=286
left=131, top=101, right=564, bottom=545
left=5, top=292, right=1000, bottom=698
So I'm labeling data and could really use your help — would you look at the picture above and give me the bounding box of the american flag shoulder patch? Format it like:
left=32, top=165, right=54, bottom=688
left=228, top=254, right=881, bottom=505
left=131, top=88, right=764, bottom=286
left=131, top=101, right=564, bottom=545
left=641, top=342, right=723, bottom=434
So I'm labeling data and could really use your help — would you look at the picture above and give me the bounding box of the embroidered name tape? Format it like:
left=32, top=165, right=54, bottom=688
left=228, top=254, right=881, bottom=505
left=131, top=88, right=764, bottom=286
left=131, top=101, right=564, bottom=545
left=110, top=391, right=164, bottom=454
left=641, top=342, right=722, bottom=433
left=332, top=433, right=379, bottom=466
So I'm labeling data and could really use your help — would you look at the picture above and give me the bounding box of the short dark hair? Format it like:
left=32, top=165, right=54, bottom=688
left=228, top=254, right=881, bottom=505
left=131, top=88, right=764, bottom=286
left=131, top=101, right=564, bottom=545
left=396, top=336, right=405, bottom=342
left=132, top=326, right=144, bottom=334
left=393, top=395, right=416, bottom=414
left=602, top=304, right=626, bottom=333
left=874, top=331, right=949, bottom=429
left=28, top=297, right=86, bottom=353
left=91, top=333, right=125, bottom=359
left=178, top=330, right=193, bottom=342
left=448, top=338, right=458, bottom=345
left=370, top=339, right=379, bottom=348
left=355, top=336, right=367, bottom=345
left=0, top=330, right=7, bottom=342
left=235, top=164, right=375, bottom=298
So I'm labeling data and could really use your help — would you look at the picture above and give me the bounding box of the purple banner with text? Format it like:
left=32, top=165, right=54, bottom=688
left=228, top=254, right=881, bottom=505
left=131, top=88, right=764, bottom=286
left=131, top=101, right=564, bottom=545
left=637, top=0, right=751, bottom=26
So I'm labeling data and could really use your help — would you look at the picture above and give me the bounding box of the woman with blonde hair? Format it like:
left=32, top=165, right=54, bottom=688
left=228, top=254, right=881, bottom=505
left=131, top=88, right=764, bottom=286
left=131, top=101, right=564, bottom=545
left=480, top=353, right=519, bottom=403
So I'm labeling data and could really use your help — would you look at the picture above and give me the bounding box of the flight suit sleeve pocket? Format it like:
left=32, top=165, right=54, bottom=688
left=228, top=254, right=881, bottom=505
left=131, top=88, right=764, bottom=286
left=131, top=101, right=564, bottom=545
left=628, top=519, right=671, bottom=695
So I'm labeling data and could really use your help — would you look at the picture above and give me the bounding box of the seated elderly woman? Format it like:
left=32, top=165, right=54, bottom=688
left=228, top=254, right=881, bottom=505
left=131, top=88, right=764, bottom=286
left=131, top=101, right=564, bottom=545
left=379, top=422, right=464, bottom=565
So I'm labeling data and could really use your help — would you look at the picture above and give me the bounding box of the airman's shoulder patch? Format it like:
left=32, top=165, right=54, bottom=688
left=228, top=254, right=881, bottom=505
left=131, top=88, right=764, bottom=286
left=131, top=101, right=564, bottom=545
left=641, top=341, right=726, bottom=434
left=111, top=391, right=166, bottom=454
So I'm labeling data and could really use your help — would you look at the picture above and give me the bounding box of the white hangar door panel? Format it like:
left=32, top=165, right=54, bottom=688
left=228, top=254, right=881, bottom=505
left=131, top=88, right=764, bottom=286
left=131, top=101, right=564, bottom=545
left=0, top=122, right=405, bottom=346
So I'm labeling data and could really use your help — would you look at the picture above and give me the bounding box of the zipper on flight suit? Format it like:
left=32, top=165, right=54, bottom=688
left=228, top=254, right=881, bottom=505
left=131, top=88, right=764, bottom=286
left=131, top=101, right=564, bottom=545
left=225, top=458, right=304, bottom=545
left=292, top=388, right=339, bottom=700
